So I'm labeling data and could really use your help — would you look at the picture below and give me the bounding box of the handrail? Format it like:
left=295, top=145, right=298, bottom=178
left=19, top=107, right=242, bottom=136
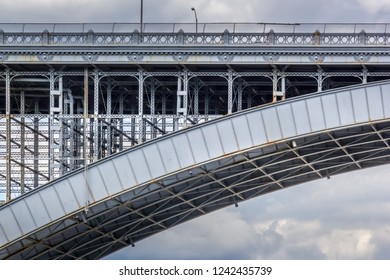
left=0, top=22, right=390, bottom=34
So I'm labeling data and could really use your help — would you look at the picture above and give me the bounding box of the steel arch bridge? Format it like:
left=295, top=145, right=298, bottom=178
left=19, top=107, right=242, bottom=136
left=1, top=80, right=390, bottom=259
left=1, top=22, right=390, bottom=259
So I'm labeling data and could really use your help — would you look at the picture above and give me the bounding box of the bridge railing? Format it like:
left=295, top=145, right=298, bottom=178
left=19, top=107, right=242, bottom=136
left=0, top=22, right=389, bottom=33
left=0, top=23, right=389, bottom=46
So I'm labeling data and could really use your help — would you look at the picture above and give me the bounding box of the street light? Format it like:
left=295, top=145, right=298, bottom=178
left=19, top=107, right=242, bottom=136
left=140, top=0, right=144, bottom=33
left=191, top=7, right=198, bottom=33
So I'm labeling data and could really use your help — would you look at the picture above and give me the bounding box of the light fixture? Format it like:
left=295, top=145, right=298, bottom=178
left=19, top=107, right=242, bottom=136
left=291, top=140, right=297, bottom=148
left=191, top=7, right=198, bottom=33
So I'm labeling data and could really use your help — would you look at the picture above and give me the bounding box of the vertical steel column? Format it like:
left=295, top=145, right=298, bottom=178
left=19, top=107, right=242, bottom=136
left=247, top=92, right=252, bottom=108
left=49, top=71, right=56, bottom=180
left=5, top=69, right=11, bottom=201
left=237, top=80, right=243, bottom=111
left=194, top=81, right=200, bottom=122
left=75, top=101, right=83, bottom=168
left=183, top=71, right=189, bottom=114
left=49, top=73, right=63, bottom=180
left=175, top=76, right=182, bottom=131
left=67, top=89, right=75, bottom=172
left=183, top=70, right=189, bottom=128
left=150, top=80, right=156, bottom=139
left=58, top=76, right=65, bottom=176
left=317, top=70, right=323, bottom=92
left=93, top=71, right=99, bottom=161
left=138, top=70, right=145, bottom=143
left=106, top=82, right=112, bottom=155
left=33, top=99, right=39, bottom=188
left=272, top=70, right=278, bottom=102
left=20, top=91, right=25, bottom=194
left=61, top=87, right=69, bottom=176
left=227, top=70, right=233, bottom=114
left=162, top=92, right=167, bottom=133
left=272, top=70, right=284, bottom=102
left=83, top=68, right=89, bottom=166
left=119, top=92, right=124, bottom=150
left=205, top=91, right=209, bottom=121
left=362, top=69, right=368, bottom=84
left=176, top=71, right=189, bottom=129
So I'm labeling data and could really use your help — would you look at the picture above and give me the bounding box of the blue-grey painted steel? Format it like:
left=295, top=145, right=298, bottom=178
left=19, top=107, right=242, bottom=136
left=0, top=81, right=390, bottom=259
left=1, top=23, right=390, bottom=65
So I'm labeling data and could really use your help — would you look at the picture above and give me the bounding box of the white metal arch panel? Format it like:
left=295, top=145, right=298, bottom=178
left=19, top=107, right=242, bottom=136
left=367, top=86, right=384, bottom=120
left=336, top=90, right=355, bottom=125
left=382, top=84, right=390, bottom=117
left=231, top=115, right=253, bottom=150
left=291, top=100, right=311, bottom=135
left=1, top=80, right=390, bottom=255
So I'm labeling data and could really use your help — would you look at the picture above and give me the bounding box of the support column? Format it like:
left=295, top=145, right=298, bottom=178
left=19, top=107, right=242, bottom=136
left=106, top=82, right=112, bottom=155
left=49, top=72, right=62, bottom=180
left=204, top=91, right=209, bottom=121
left=237, top=79, right=243, bottom=111
left=272, top=71, right=285, bottom=102
left=49, top=70, right=55, bottom=180
left=83, top=68, right=88, bottom=166
left=5, top=69, right=11, bottom=201
left=150, top=80, right=156, bottom=139
left=162, top=92, right=167, bottom=133
left=247, top=92, right=252, bottom=108
left=362, top=69, right=368, bottom=84
left=67, top=89, right=75, bottom=172
left=194, top=82, right=200, bottom=122
left=138, top=70, right=145, bottom=143
left=58, top=76, right=65, bottom=176
left=119, top=92, right=124, bottom=149
left=176, top=71, right=189, bottom=129
left=281, top=75, right=286, bottom=95
left=272, top=70, right=278, bottom=102
left=93, top=70, right=99, bottom=161
left=317, top=70, right=323, bottom=92
left=183, top=71, right=189, bottom=127
left=33, top=99, right=39, bottom=188
left=20, top=91, right=25, bottom=195
left=227, top=70, right=233, bottom=114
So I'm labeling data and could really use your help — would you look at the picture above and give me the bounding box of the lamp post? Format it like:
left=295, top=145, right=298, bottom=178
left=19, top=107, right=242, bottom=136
left=140, top=0, right=144, bottom=33
left=191, top=7, right=198, bottom=33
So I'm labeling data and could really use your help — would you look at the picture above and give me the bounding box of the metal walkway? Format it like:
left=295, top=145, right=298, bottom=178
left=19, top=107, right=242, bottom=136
left=1, top=81, right=390, bottom=259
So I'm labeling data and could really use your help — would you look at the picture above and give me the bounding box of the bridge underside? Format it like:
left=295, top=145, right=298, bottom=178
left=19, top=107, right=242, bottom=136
left=0, top=81, right=390, bottom=259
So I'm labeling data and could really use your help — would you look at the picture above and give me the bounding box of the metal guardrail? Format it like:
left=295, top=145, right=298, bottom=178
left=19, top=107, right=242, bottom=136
left=0, top=25, right=389, bottom=46
left=0, top=22, right=390, bottom=34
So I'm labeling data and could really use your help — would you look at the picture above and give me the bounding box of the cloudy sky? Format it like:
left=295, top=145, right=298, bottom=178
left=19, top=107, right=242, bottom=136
left=1, top=0, right=390, bottom=23
left=2, top=0, right=390, bottom=260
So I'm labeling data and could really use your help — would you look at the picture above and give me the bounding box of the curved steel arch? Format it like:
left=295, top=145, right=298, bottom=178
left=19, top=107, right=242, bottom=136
left=1, top=81, right=390, bottom=259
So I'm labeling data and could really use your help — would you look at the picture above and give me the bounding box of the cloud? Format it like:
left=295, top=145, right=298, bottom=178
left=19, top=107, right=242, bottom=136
left=356, top=0, right=390, bottom=14
left=1, top=0, right=388, bottom=23
left=318, top=229, right=375, bottom=259
left=111, top=208, right=262, bottom=260
left=253, top=219, right=377, bottom=259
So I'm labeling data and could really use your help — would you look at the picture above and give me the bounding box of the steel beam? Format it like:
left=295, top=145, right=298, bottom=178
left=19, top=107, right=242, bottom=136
left=5, top=70, right=11, bottom=202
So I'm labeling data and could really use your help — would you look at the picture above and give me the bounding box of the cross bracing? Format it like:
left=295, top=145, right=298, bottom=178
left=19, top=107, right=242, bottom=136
left=1, top=66, right=390, bottom=199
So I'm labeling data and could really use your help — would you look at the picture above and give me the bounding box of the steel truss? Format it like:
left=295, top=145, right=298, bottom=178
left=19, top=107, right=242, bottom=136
left=0, top=67, right=390, bottom=201
left=1, top=79, right=390, bottom=259
left=0, top=22, right=389, bottom=201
